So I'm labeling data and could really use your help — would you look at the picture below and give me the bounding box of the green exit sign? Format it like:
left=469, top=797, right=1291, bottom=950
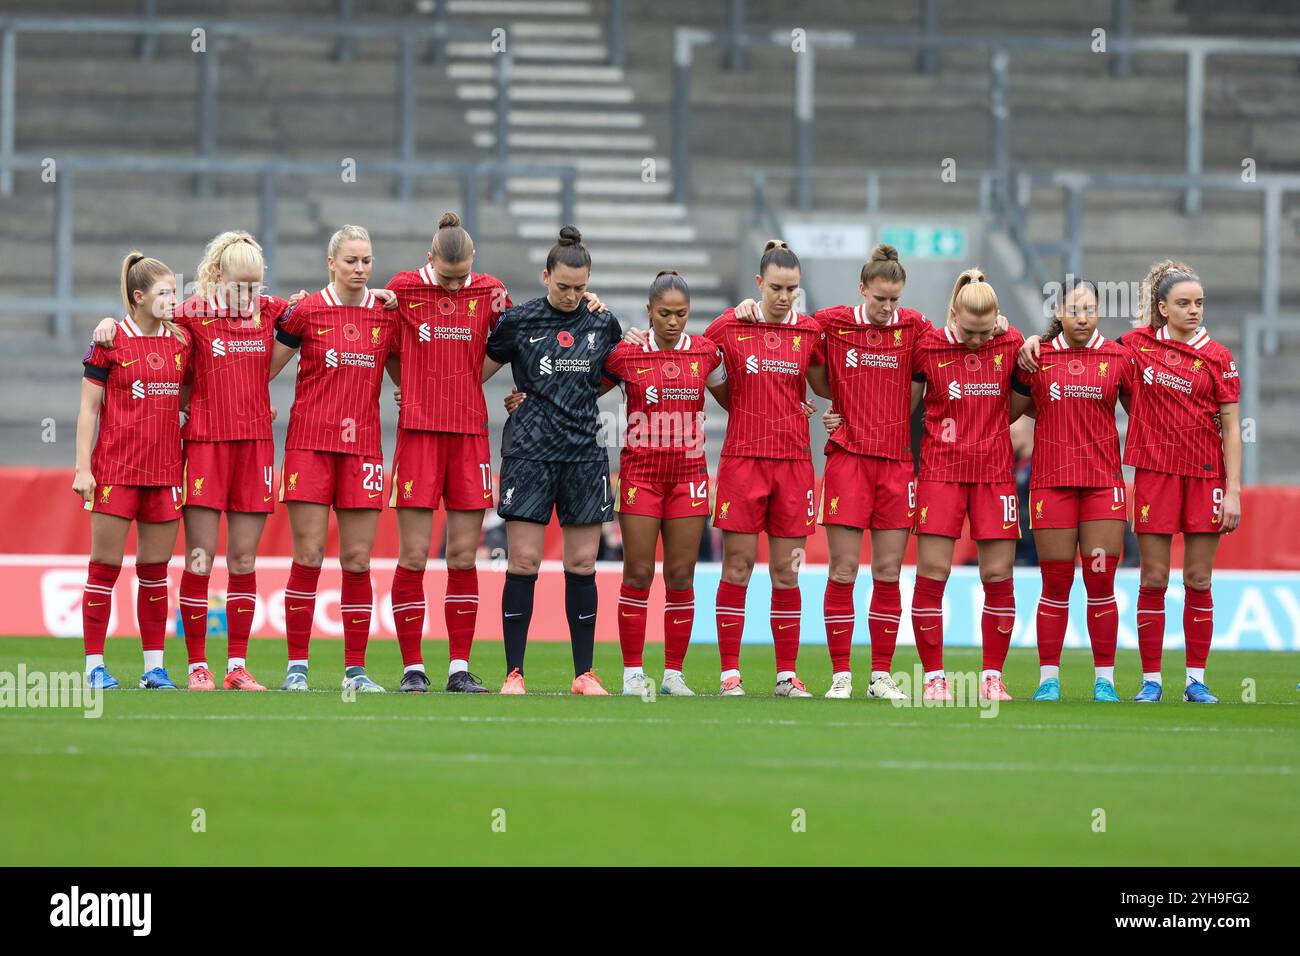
left=879, top=226, right=966, bottom=260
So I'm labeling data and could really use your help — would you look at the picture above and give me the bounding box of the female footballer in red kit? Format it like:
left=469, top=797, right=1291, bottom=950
left=270, top=225, right=400, bottom=693
left=76, top=253, right=190, bottom=690
left=909, top=269, right=1031, bottom=702
left=1011, top=277, right=1135, bottom=702
left=706, top=241, right=827, bottom=697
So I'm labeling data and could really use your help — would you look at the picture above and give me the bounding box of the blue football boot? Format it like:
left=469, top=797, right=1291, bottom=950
left=1133, top=679, right=1163, bottom=702
left=1032, top=677, right=1060, bottom=701
left=1183, top=680, right=1219, bottom=703
left=86, top=665, right=119, bottom=690
left=1093, top=677, right=1121, bottom=702
left=139, top=666, right=177, bottom=689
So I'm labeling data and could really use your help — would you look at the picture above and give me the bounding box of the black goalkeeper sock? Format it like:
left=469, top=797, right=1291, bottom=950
left=565, top=569, right=598, bottom=677
left=502, top=571, right=537, bottom=675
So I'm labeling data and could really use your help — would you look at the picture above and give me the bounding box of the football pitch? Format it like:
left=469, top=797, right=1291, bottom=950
left=2, top=638, right=1298, bottom=866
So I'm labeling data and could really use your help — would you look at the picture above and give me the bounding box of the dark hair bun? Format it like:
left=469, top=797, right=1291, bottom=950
left=655, top=269, right=679, bottom=278
left=871, top=244, right=899, bottom=262
left=558, top=225, right=583, bottom=245
left=762, top=239, right=788, bottom=253
left=438, top=211, right=461, bottom=229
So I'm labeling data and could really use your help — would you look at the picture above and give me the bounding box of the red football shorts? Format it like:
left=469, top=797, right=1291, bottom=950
left=1029, top=484, right=1127, bottom=529
left=819, top=449, right=914, bottom=530
left=389, top=428, right=493, bottom=510
left=1132, top=468, right=1226, bottom=535
left=86, top=483, right=183, bottom=523
left=713, top=456, right=816, bottom=538
left=280, top=449, right=386, bottom=510
left=615, top=475, right=711, bottom=520
left=183, top=439, right=276, bottom=513
left=913, top=479, right=1020, bottom=540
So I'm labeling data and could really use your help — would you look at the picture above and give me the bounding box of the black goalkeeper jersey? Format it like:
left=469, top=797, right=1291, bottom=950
left=486, top=296, right=623, bottom=462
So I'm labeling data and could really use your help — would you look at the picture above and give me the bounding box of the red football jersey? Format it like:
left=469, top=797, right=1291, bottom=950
left=386, top=265, right=511, bottom=435
left=603, top=332, right=725, bottom=483
left=83, top=316, right=190, bottom=486
left=1014, top=329, right=1135, bottom=488
left=175, top=291, right=289, bottom=442
left=1121, top=324, right=1239, bottom=479
left=278, top=285, right=399, bottom=458
left=704, top=309, right=826, bottom=461
left=815, top=303, right=932, bottom=461
left=912, top=323, right=1024, bottom=482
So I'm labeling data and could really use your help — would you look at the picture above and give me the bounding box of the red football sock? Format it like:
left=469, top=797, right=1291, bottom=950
left=136, top=562, right=170, bottom=654
left=82, top=560, right=120, bottom=658
left=225, top=570, right=257, bottom=664
left=178, top=568, right=210, bottom=664
left=868, top=578, right=902, bottom=673
left=390, top=565, right=426, bottom=667
left=981, top=577, right=1016, bottom=672
left=823, top=579, right=855, bottom=674
left=1035, top=560, right=1074, bottom=667
left=771, top=586, right=802, bottom=674
left=663, top=587, right=694, bottom=671
left=911, top=574, right=947, bottom=672
left=1081, top=555, right=1119, bottom=667
left=715, top=580, right=746, bottom=672
left=444, top=566, right=479, bottom=665
left=341, top=569, right=373, bottom=669
left=1184, top=584, right=1214, bottom=669
left=284, top=561, right=320, bottom=663
left=1137, top=583, right=1166, bottom=673
left=617, top=583, right=650, bottom=668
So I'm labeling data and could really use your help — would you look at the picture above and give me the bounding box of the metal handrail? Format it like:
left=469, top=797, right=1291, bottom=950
left=671, top=26, right=1300, bottom=215
left=0, top=152, right=579, bottom=338
left=0, top=15, right=510, bottom=198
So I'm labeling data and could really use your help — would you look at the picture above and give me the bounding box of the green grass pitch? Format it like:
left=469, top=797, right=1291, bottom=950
left=2, top=637, right=1298, bottom=866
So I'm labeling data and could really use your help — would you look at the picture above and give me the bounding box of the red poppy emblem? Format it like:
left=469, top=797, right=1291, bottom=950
left=1164, top=349, right=1181, bottom=367
left=1067, top=359, right=1085, bottom=375
left=343, top=323, right=360, bottom=342
left=662, top=362, right=680, bottom=380
left=146, top=352, right=164, bottom=370
left=866, top=329, right=883, bottom=347
left=557, top=330, right=574, bottom=347
left=964, top=353, right=981, bottom=372
left=437, top=297, right=456, bottom=316
left=763, top=330, right=781, bottom=350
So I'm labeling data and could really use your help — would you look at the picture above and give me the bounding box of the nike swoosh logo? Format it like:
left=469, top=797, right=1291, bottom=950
left=938, top=360, right=957, bottom=368
left=831, top=628, right=848, bottom=635
left=1109, top=503, right=1126, bottom=511
left=1002, top=522, right=1017, bottom=529
left=263, top=495, right=273, bottom=502
left=920, top=625, right=937, bottom=631
left=635, top=368, right=652, bottom=375
left=691, top=500, right=706, bottom=508
left=1040, top=612, right=1059, bottom=618
left=405, top=615, right=421, bottom=622
left=368, top=492, right=381, bottom=498
left=579, top=613, right=595, bottom=620
left=351, top=618, right=367, bottom=624
left=885, top=628, right=898, bottom=634
left=457, top=609, right=474, bottom=615
left=997, top=626, right=1012, bottom=634
left=1138, top=621, right=1153, bottom=628
left=202, top=318, right=220, bottom=326
left=237, top=608, right=252, bottom=613
left=737, top=335, right=755, bottom=341
left=1139, top=347, right=1156, bottom=353
left=720, top=622, right=737, bottom=628
left=121, top=359, right=138, bottom=367
left=505, top=612, right=521, bottom=618
left=87, top=601, right=106, bottom=607
left=528, top=336, right=546, bottom=343
left=149, top=595, right=166, bottom=602
left=289, top=605, right=306, bottom=611
left=620, top=612, right=641, bottom=618
left=1093, top=610, right=1115, bottom=618
left=907, top=511, right=915, bottom=518
left=779, top=623, right=797, bottom=630
left=1039, top=364, right=1056, bottom=370
left=317, top=328, right=334, bottom=335
left=482, top=491, right=493, bottom=499
left=673, top=618, right=690, bottom=625
left=835, top=329, right=855, bottom=335
left=190, top=613, right=205, bottom=621
left=1193, top=616, right=1212, bottom=623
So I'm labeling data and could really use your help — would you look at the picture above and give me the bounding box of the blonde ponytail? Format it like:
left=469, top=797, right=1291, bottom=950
left=195, top=230, right=264, bottom=299
left=947, top=267, right=999, bottom=328
left=1138, top=258, right=1199, bottom=329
